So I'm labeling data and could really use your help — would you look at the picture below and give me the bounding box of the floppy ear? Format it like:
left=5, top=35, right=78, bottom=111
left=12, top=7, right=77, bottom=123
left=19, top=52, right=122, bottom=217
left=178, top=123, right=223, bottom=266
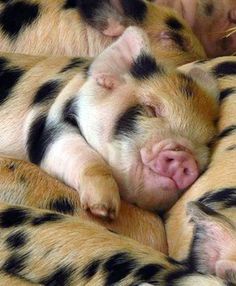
left=88, top=26, right=152, bottom=90
left=187, top=202, right=236, bottom=283
left=178, top=65, right=219, bottom=100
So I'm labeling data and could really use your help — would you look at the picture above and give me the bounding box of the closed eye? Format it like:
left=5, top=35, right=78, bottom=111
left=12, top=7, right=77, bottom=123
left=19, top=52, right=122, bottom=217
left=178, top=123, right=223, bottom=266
left=145, top=104, right=165, bottom=117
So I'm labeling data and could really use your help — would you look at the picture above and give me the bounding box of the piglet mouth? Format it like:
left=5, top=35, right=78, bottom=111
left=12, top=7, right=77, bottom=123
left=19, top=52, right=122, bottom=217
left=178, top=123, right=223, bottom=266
left=144, top=166, right=179, bottom=192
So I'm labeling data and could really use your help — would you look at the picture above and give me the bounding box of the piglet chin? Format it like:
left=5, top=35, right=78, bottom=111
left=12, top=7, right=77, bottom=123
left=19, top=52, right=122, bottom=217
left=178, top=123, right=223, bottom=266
left=142, top=166, right=182, bottom=209
left=125, top=166, right=182, bottom=211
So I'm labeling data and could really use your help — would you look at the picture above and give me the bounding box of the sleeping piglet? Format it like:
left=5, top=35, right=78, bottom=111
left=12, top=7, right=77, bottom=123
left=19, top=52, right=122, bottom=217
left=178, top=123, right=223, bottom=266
left=0, top=27, right=218, bottom=219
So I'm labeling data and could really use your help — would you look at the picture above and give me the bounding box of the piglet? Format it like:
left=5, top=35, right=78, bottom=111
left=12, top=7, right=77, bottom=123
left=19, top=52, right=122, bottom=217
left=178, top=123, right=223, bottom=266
left=0, top=27, right=218, bottom=219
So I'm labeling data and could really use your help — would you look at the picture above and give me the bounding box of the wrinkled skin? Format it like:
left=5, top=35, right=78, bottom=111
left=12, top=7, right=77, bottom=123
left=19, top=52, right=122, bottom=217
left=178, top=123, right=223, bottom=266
left=151, top=0, right=236, bottom=57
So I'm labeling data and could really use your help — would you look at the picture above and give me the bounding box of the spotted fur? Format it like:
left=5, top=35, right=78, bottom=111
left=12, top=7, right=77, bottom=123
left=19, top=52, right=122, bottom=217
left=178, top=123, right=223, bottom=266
left=0, top=26, right=218, bottom=220
left=0, top=202, right=228, bottom=285
left=0, top=0, right=205, bottom=66
left=166, top=56, right=236, bottom=283
left=0, top=156, right=167, bottom=252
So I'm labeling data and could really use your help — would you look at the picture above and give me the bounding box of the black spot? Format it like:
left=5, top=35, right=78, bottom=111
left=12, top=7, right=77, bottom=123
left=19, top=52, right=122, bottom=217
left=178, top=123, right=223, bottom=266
left=166, top=17, right=183, bottom=31
left=135, top=264, right=163, bottom=281
left=63, top=98, right=80, bottom=129
left=40, top=265, right=75, bottom=286
left=32, top=213, right=63, bottom=226
left=119, top=0, right=147, bottom=22
left=131, top=55, right=160, bottom=76
left=63, top=0, right=77, bottom=9
left=219, top=87, right=236, bottom=103
left=187, top=225, right=205, bottom=272
left=27, top=115, right=61, bottom=165
left=5, top=231, right=28, bottom=250
left=213, top=61, right=236, bottom=78
left=76, top=0, right=107, bottom=25
left=2, top=253, right=29, bottom=275
left=0, top=207, right=30, bottom=228
left=0, top=57, right=24, bottom=105
left=164, top=268, right=193, bottom=284
left=32, top=81, right=61, bottom=105
left=199, top=188, right=236, bottom=209
left=0, top=1, right=39, bottom=38
left=82, top=259, right=102, bottom=279
left=130, top=54, right=162, bottom=79
left=49, top=197, right=75, bottom=215
left=169, top=31, right=187, bottom=51
left=217, top=125, right=236, bottom=140
left=204, top=2, right=214, bottom=16
left=114, top=105, right=143, bottom=137
left=61, top=58, right=87, bottom=73
left=103, top=252, right=137, bottom=285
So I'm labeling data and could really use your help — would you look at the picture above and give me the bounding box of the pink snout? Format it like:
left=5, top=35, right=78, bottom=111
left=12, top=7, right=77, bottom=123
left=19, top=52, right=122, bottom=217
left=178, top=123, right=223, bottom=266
left=141, top=148, right=199, bottom=190
left=155, top=150, right=199, bottom=189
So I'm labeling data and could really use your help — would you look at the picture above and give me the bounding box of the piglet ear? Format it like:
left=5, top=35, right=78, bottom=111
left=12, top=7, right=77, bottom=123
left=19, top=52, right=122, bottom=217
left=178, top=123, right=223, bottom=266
left=89, top=26, right=152, bottom=90
left=187, top=202, right=236, bottom=278
left=178, top=65, right=219, bottom=100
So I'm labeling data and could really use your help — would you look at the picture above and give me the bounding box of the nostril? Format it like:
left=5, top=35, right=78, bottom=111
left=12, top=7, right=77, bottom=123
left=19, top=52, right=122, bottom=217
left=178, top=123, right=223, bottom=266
left=183, top=168, right=190, bottom=176
left=165, top=157, right=174, bottom=163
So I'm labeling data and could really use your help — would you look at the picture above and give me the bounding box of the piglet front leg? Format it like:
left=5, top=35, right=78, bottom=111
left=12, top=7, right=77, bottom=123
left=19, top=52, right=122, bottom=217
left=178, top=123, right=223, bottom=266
left=40, top=131, right=120, bottom=219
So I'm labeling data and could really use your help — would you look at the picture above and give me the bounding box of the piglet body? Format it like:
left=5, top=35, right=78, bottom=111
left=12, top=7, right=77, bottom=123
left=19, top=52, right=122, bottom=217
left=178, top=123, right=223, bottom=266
left=0, top=27, right=218, bottom=219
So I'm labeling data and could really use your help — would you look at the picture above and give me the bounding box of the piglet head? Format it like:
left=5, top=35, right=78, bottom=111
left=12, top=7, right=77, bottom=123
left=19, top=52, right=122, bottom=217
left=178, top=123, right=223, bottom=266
left=187, top=201, right=236, bottom=284
left=78, top=26, right=218, bottom=212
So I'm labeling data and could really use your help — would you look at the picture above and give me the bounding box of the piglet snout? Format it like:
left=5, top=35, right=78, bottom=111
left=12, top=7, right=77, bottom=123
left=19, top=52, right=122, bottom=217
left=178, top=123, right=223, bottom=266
left=141, top=147, right=199, bottom=190
left=156, top=150, right=199, bottom=189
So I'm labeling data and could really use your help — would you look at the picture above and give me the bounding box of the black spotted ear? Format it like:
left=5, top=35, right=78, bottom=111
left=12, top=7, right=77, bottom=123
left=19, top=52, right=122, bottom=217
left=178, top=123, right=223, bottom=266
left=76, top=0, right=126, bottom=37
left=89, top=26, right=154, bottom=89
left=187, top=201, right=236, bottom=283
